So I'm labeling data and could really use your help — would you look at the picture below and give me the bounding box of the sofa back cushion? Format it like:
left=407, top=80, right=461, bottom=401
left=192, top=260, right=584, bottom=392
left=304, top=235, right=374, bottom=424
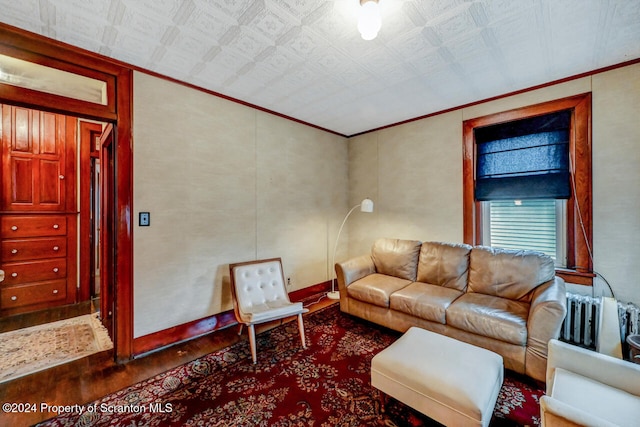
left=468, top=246, right=556, bottom=301
left=417, top=241, right=472, bottom=291
left=371, top=238, right=422, bottom=281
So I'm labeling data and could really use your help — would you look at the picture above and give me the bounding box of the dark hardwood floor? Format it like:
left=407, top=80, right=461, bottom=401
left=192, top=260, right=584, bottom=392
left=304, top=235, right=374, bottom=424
left=0, top=296, right=336, bottom=427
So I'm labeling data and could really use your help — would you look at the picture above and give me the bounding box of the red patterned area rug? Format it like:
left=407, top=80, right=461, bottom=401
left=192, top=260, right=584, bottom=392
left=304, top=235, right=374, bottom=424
left=38, top=304, right=543, bottom=426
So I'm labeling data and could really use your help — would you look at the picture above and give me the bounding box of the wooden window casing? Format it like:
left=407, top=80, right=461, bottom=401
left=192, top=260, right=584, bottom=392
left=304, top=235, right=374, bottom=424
left=463, top=93, right=593, bottom=285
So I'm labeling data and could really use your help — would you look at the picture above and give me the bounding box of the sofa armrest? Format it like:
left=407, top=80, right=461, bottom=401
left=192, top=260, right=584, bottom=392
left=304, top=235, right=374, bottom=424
left=335, top=255, right=376, bottom=292
left=540, top=396, right=618, bottom=427
left=527, top=277, right=567, bottom=360
left=547, top=339, right=640, bottom=396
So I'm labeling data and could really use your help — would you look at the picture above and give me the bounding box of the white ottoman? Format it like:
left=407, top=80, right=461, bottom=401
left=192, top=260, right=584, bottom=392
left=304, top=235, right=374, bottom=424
left=371, top=327, right=504, bottom=427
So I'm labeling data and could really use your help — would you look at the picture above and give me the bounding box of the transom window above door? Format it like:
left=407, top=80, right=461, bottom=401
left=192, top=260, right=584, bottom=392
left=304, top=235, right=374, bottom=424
left=0, top=54, right=107, bottom=105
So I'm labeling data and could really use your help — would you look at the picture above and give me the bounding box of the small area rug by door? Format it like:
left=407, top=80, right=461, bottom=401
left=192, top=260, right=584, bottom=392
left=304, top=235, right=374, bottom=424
left=38, top=305, right=543, bottom=426
left=0, top=313, right=113, bottom=384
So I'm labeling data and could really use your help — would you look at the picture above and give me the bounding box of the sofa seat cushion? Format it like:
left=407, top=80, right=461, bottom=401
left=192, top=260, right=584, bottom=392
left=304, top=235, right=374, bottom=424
left=390, top=282, right=463, bottom=324
left=447, top=293, right=529, bottom=345
left=347, top=273, right=412, bottom=307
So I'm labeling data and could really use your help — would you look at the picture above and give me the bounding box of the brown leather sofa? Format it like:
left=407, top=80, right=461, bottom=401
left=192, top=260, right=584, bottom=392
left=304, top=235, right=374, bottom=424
left=335, top=238, right=567, bottom=382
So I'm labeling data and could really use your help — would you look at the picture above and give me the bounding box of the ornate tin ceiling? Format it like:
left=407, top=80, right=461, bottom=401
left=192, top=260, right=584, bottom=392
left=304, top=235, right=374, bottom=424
left=1, top=0, right=639, bottom=135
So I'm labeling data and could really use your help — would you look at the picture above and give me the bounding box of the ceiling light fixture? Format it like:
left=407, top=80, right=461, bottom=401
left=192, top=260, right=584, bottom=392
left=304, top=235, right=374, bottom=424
left=358, top=0, right=382, bottom=41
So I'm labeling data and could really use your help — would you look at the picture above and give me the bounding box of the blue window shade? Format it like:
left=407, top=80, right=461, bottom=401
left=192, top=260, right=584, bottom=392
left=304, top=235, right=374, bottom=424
left=475, top=111, right=571, bottom=201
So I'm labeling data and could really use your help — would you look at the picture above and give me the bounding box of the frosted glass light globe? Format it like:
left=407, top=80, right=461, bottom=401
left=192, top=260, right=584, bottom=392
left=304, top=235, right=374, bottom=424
left=358, top=1, right=381, bottom=41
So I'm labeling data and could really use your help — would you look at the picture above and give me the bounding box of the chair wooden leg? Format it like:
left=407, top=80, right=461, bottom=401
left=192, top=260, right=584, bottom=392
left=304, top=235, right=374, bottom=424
left=297, top=313, right=307, bottom=348
left=248, top=324, right=257, bottom=364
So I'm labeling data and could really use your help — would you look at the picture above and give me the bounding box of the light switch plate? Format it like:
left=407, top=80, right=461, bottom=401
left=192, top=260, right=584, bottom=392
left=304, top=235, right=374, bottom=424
left=139, top=212, right=150, bottom=226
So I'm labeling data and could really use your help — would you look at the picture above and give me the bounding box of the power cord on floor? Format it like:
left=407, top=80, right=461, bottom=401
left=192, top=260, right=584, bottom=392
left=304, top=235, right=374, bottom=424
left=303, top=293, right=328, bottom=309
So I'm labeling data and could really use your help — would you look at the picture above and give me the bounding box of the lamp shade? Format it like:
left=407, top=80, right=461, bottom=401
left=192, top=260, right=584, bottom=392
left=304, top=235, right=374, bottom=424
left=360, top=198, right=374, bottom=212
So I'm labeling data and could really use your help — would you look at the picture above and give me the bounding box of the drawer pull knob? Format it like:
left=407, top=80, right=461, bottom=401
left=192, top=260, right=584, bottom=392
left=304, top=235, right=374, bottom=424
left=11, top=249, right=18, bottom=254
left=11, top=225, right=18, bottom=231
left=11, top=295, right=17, bottom=301
left=53, top=267, right=59, bottom=273
left=59, top=175, right=65, bottom=180
left=11, top=272, right=17, bottom=278
left=53, top=289, right=59, bottom=294
left=53, top=224, right=60, bottom=229
left=53, top=246, right=60, bottom=251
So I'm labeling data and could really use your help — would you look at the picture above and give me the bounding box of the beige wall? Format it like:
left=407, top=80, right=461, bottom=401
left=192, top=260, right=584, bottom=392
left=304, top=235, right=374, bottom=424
left=132, top=62, right=640, bottom=338
left=591, top=64, right=640, bottom=305
left=133, top=72, right=347, bottom=338
left=348, top=111, right=464, bottom=255
left=348, top=63, right=640, bottom=305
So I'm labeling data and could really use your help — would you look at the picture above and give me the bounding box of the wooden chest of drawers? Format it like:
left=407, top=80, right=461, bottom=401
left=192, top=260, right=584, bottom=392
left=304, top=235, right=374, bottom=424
left=0, top=214, right=76, bottom=316
left=0, top=106, right=79, bottom=317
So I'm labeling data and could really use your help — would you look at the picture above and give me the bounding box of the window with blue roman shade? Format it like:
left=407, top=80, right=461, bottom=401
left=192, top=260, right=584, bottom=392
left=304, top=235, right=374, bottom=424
left=474, top=111, right=571, bottom=201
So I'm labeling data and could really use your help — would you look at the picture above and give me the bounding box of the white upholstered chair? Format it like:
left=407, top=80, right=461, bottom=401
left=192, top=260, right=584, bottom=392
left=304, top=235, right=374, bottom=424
left=229, top=258, right=308, bottom=364
left=541, top=339, right=640, bottom=426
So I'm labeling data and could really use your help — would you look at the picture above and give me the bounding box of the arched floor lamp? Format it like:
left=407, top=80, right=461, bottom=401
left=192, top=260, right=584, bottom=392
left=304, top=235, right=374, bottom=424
left=328, top=198, right=374, bottom=300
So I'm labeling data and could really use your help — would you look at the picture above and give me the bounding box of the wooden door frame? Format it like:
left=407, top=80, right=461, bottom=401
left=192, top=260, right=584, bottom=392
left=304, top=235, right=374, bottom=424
left=79, top=121, right=103, bottom=302
left=0, top=23, right=134, bottom=361
left=99, top=124, right=115, bottom=337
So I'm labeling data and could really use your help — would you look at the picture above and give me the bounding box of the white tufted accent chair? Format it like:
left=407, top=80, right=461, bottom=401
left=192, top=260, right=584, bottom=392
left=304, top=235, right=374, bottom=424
left=229, top=258, right=308, bottom=363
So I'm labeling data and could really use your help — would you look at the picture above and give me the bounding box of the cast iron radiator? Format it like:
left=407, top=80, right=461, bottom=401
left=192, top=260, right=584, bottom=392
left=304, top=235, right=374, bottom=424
left=560, top=293, right=640, bottom=349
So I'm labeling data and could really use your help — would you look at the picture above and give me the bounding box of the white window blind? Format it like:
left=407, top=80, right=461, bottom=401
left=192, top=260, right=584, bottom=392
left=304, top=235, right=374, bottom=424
left=482, top=199, right=567, bottom=267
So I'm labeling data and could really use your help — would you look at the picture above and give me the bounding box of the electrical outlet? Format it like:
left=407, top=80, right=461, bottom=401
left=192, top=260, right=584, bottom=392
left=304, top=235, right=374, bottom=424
left=139, top=212, right=150, bottom=226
